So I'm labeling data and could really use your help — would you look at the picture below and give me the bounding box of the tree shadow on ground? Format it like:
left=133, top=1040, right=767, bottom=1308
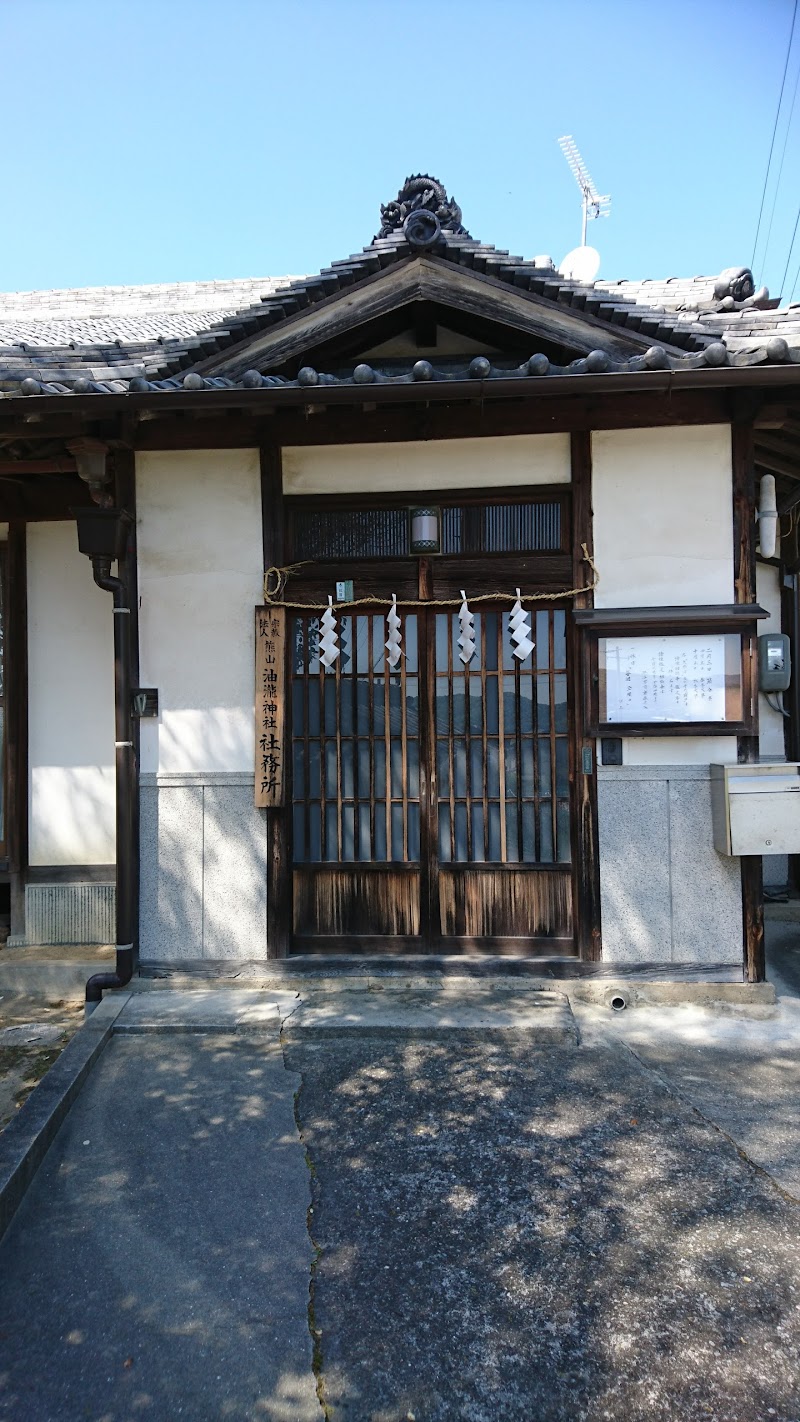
left=288, top=1035, right=800, bottom=1422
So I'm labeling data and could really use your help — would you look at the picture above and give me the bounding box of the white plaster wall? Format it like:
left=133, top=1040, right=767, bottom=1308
left=619, top=737, right=739, bottom=766
left=592, top=425, right=733, bottom=609
left=136, top=450, right=263, bottom=773
left=281, top=433, right=570, bottom=495
left=27, top=521, right=115, bottom=865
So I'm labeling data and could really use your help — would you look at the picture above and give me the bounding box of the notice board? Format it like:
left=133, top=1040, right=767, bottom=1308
left=599, top=633, right=741, bottom=724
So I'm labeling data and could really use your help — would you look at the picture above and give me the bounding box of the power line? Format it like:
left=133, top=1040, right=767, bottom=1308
left=751, top=0, right=798, bottom=272
left=779, top=201, right=800, bottom=300
left=789, top=252, right=800, bottom=304
left=759, top=52, right=800, bottom=285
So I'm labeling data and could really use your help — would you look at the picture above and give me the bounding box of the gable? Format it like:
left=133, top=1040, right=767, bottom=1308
left=197, top=254, right=684, bottom=382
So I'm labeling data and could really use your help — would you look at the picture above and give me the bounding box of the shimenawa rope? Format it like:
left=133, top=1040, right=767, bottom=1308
left=263, top=544, right=599, bottom=610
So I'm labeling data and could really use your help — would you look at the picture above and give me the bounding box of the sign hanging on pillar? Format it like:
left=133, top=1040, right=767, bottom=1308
left=255, top=606, right=286, bottom=807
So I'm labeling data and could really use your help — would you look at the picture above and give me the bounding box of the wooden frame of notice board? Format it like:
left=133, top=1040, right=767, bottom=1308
left=573, top=604, right=768, bottom=737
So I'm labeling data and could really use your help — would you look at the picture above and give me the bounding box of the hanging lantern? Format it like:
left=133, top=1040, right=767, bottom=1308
left=385, top=594, right=402, bottom=669
left=509, top=588, right=535, bottom=661
left=319, top=595, right=340, bottom=671
left=458, top=590, right=476, bottom=665
left=409, top=506, right=441, bottom=554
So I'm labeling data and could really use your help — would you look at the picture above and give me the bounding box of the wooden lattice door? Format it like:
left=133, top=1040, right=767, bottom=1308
left=289, top=604, right=575, bottom=955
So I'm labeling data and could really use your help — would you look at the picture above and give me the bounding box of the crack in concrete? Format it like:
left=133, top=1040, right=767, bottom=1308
left=280, top=1020, right=328, bottom=1419
left=615, top=1033, right=800, bottom=1207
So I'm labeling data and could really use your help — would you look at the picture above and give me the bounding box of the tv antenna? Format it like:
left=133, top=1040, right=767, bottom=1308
left=558, top=135, right=611, bottom=246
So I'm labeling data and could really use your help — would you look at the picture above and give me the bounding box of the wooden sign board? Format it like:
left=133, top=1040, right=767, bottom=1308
left=255, top=606, right=286, bottom=807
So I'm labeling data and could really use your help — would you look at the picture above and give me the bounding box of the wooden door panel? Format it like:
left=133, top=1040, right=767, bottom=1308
left=438, top=866, right=572, bottom=938
left=293, top=867, right=420, bottom=936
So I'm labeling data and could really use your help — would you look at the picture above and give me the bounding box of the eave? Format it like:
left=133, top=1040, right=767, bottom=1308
left=4, top=362, right=800, bottom=422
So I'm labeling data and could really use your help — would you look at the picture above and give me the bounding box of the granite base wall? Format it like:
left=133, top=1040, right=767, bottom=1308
left=598, top=765, right=742, bottom=966
left=139, top=773, right=267, bottom=960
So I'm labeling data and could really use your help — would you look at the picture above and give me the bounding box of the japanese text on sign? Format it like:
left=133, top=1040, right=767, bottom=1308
left=602, top=634, right=728, bottom=723
left=255, top=606, right=285, bottom=806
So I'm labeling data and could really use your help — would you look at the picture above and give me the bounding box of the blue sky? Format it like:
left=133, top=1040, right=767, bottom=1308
left=2, top=0, right=799, bottom=301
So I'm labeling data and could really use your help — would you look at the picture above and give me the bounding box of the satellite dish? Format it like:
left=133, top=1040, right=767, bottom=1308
left=558, top=245, right=601, bottom=283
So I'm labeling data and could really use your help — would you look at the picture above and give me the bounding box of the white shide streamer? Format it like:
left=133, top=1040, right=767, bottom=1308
left=509, top=588, right=535, bottom=661
left=319, top=595, right=340, bottom=670
left=385, top=594, right=402, bottom=670
left=458, top=589, right=476, bottom=665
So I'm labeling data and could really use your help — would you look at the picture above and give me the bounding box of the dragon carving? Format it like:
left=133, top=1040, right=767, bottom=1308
left=376, top=175, right=470, bottom=249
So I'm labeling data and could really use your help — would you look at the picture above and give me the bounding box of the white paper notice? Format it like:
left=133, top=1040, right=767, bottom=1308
left=603, top=635, right=727, bottom=723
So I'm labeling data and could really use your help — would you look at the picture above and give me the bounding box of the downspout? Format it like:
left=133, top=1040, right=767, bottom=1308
left=84, top=554, right=135, bottom=1011
left=69, top=438, right=136, bottom=1015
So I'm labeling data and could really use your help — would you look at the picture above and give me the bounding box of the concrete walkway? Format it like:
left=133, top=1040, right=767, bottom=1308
left=0, top=1008, right=320, bottom=1421
left=0, top=956, right=799, bottom=1419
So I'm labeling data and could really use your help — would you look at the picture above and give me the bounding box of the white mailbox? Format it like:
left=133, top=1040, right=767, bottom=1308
left=711, top=762, right=800, bottom=856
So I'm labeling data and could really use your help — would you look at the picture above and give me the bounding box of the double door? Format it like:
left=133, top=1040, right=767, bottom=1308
left=289, top=604, right=575, bottom=954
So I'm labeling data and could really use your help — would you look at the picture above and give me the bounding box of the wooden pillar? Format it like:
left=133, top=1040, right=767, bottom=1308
left=570, top=431, right=602, bottom=960
left=6, top=521, right=28, bottom=938
left=261, top=445, right=290, bottom=958
left=114, top=449, right=140, bottom=957
left=732, top=422, right=765, bottom=983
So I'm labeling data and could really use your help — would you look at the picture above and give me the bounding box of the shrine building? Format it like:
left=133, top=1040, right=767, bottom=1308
left=1, top=174, right=800, bottom=997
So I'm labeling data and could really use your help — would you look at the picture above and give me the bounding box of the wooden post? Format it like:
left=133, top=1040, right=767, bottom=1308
left=6, top=522, right=27, bottom=939
left=732, top=422, right=765, bottom=983
left=114, top=449, right=140, bottom=958
left=261, top=446, right=290, bottom=958
left=570, top=431, right=602, bottom=960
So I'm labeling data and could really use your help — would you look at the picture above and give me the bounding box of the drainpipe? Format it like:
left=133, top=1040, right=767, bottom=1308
left=84, top=554, right=135, bottom=1010
left=70, top=445, right=136, bottom=1012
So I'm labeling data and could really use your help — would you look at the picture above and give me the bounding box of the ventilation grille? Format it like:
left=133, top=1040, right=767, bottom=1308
left=290, top=500, right=562, bottom=559
left=441, top=502, right=561, bottom=553
left=292, top=507, right=408, bottom=559
left=24, top=883, right=115, bottom=945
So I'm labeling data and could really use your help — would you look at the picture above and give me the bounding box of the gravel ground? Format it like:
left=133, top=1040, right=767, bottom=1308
left=287, top=1034, right=800, bottom=1422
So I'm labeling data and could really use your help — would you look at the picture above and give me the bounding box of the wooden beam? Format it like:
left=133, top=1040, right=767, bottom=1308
left=114, top=449, right=140, bottom=957
left=754, top=448, right=800, bottom=480
left=732, top=423, right=765, bottom=984
left=570, top=430, right=602, bottom=962
left=261, top=445, right=290, bottom=959
left=0, top=460, right=77, bottom=475
left=6, top=522, right=28, bottom=937
left=0, top=474, right=91, bottom=521
left=127, top=389, right=730, bottom=453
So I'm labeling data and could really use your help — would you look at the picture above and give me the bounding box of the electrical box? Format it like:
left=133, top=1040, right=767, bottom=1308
left=758, top=633, right=791, bottom=692
left=711, top=762, right=800, bottom=856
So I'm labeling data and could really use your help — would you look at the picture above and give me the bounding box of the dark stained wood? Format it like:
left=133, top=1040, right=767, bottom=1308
left=261, top=446, right=290, bottom=958
left=0, top=473, right=91, bottom=522
left=0, top=460, right=77, bottom=474
left=574, top=603, right=768, bottom=628
left=293, top=867, right=421, bottom=937
left=255, top=607, right=286, bottom=807
left=732, top=422, right=765, bottom=983
left=438, top=866, right=573, bottom=939
left=418, top=558, right=436, bottom=949
left=114, top=449, right=140, bottom=956
left=431, top=555, right=571, bottom=598
left=733, top=423, right=756, bottom=608
left=294, top=934, right=576, bottom=956
left=6, top=522, right=27, bottom=937
left=201, top=257, right=666, bottom=380
left=124, top=389, right=731, bottom=453
left=283, top=556, right=573, bottom=606
left=570, top=430, right=602, bottom=962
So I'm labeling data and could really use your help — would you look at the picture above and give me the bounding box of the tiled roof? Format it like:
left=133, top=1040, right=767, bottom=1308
left=1, top=236, right=799, bottom=396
